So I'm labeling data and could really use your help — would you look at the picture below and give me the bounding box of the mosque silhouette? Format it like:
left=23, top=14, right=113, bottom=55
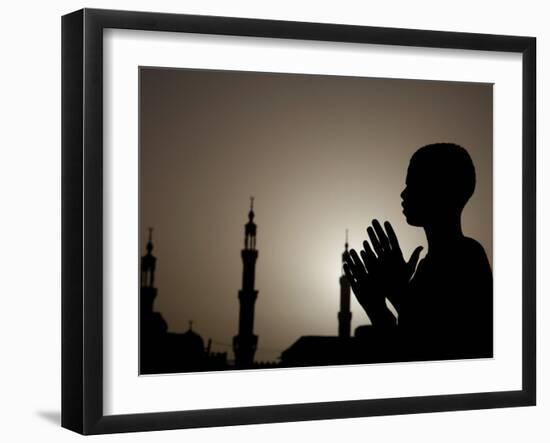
left=140, top=199, right=398, bottom=375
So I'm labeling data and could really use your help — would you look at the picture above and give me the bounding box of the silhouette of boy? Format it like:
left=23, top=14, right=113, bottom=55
left=344, top=143, right=493, bottom=361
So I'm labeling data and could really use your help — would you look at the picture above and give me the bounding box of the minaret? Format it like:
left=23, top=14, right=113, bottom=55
left=338, top=229, right=352, bottom=338
left=141, top=228, right=158, bottom=313
left=140, top=227, right=169, bottom=374
left=233, top=197, right=259, bottom=369
left=141, top=228, right=156, bottom=287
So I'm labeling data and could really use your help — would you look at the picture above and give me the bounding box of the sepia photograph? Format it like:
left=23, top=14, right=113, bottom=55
left=138, top=67, right=493, bottom=374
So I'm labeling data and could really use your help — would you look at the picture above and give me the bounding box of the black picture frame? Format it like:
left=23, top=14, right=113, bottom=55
left=61, top=8, right=536, bottom=435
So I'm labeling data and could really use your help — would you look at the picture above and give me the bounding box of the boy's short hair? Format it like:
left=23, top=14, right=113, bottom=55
left=410, top=143, right=476, bottom=208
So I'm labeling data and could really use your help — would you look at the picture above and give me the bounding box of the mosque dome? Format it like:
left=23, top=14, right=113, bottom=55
left=181, top=323, right=205, bottom=354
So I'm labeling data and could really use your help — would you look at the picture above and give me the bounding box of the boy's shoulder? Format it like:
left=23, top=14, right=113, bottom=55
left=460, top=236, right=492, bottom=268
left=461, top=236, right=487, bottom=253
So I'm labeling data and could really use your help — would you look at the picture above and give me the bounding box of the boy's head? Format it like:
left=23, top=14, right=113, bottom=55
left=400, top=143, right=476, bottom=227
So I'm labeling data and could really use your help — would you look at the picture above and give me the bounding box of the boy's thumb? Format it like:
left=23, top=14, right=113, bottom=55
left=407, top=246, right=424, bottom=275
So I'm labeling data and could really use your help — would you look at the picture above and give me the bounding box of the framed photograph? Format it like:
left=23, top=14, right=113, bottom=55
left=62, top=8, right=536, bottom=435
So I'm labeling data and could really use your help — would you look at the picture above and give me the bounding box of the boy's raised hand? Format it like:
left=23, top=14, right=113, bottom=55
left=344, top=219, right=423, bottom=322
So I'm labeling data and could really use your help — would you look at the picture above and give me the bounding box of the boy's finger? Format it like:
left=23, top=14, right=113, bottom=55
left=367, top=226, right=384, bottom=256
left=384, top=221, right=402, bottom=255
left=372, top=219, right=390, bottom=251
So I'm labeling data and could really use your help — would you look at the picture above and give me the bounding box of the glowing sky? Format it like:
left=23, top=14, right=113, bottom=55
left=139, top=68, right=492, bottom=362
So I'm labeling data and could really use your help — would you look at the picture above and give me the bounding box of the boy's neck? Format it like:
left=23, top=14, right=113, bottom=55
left=423, top=214, right=464, bottom=256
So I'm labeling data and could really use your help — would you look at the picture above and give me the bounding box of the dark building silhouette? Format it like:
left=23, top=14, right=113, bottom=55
left=280, top=328, right=402, bottom=367
left=139, top=200, right=271, bottom=374
left=338, top=230, right=352, bottom=339
left=233, top=197, right=259, bottom=369
left=139, top=229, right=228, bottom=374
